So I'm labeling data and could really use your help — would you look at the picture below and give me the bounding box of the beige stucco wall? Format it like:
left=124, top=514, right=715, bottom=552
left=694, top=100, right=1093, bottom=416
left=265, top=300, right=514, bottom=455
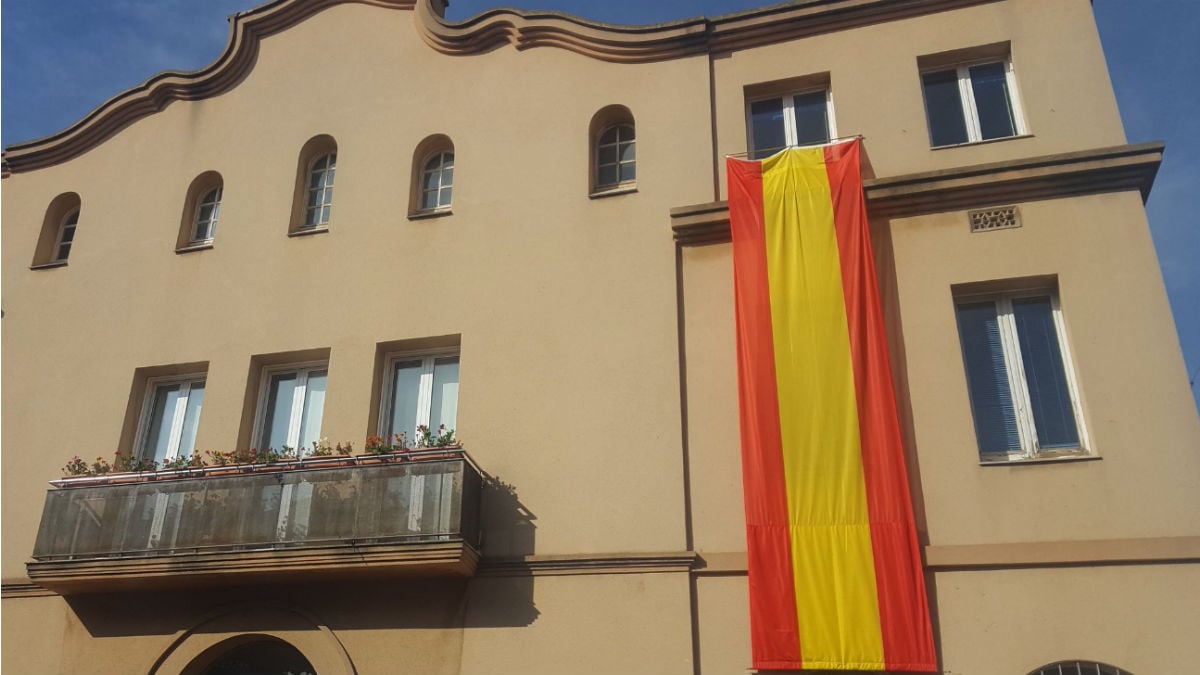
left=890, top=190, right=1200, bottom=546
left=1, top=2, right=712, bottom=576
left=3, top=0, right=1197, bottom=674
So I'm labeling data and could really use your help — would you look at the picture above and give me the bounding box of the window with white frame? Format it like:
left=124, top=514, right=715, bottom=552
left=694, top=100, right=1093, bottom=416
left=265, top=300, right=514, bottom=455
left=254, top=363, right=328, bottom=454
left=380, top=351, right=459, bottom=445
left=921, top=59, right=1025, bottom=147
left=54, top=209, right=80, bottom=262
left=304, top=153, right=336, bottom=228
left=595, top=124, right=636, bottom=189
left=747, top=89, right=835, bottom=159
left=191, top=186, right=223, bottom=243
left=419, top=151, right=454, bottom=212
left=136, top=374, right=206, bottom=465
left=954, top=290, right=1087, bottom=462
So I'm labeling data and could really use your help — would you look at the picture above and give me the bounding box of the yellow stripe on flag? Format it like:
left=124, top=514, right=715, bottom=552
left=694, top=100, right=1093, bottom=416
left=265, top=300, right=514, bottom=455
left=760, top=149, right=885, bottom=668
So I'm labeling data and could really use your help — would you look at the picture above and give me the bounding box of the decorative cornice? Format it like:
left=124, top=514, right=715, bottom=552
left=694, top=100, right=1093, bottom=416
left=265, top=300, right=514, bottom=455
left=924, top=536, right=1200, bottom=570
left=2, top=0, right=415, bottom=175
left=477, top=551, right=698, bottom=577
left=3, top=0, right=996, bottom=175
left=671, top=142, right=1165, bottom=245
left=415, top=0, right=998, bottom=64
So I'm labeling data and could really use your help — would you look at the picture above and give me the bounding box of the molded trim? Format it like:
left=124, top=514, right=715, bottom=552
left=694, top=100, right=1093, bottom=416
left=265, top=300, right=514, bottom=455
left=3, top=0, right=995, bottom=174
left=671, top=142, right=1165, bottom=245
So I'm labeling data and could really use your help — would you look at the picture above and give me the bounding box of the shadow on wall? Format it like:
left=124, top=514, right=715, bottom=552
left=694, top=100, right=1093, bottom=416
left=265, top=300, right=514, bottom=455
left=65, top=476, right=542, bottom=636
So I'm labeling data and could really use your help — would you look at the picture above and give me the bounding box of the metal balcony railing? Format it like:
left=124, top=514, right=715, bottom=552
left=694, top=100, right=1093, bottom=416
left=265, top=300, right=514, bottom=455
left=32, top=453, right=482, bottom=562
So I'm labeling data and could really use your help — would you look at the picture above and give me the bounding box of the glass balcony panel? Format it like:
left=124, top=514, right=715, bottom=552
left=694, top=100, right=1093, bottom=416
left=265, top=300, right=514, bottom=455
left=34, top=459, right=478, bottom=562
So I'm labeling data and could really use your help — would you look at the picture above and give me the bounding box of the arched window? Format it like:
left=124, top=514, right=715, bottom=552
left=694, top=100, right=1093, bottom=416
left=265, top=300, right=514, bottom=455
left=184, top=637, right=316, bottom=675
left=289, top=135, right=337, bottom=234
left=1027, top=661, right=1133, bottom=675
left=305, top=153, right=336, bottom=228
left=178, top=171, right=224, bottom=250
left=409, top=134, right=455, bottom=218
left=31, top=192, right=81, bottom=268
left=588, top=105, right=636, bottom=195
left=54, top=209, right=80, bottom=262
left=420, top=151, right=454, bottom=211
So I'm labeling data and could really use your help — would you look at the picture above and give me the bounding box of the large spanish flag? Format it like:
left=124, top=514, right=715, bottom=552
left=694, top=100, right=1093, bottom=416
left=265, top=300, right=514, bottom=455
left=728, top=140, right=936, bottom=672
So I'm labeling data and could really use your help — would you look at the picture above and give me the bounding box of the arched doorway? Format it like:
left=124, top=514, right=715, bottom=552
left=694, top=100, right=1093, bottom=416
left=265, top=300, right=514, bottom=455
left=184, top=636, right=316, bottom=675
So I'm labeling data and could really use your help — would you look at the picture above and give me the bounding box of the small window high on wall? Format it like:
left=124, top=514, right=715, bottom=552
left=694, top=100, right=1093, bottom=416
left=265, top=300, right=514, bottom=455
left=31, top=192, right=82, bottom=269
left=409, top=134, right=455, bottom=218
left=588, top=105, right=636, bottom=196
left=289, top=135, right=338, bottom=234
left=177, top=171, right=223, bottom=251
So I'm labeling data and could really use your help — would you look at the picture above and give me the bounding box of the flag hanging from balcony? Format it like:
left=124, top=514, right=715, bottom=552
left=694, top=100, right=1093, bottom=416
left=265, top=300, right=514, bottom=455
left=727, top=139, right=936, bottom=672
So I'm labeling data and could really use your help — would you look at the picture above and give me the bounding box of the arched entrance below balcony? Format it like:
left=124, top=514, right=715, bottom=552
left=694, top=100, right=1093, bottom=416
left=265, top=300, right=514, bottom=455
left=184, top=636, right=316, bottom=675
left=149, top=605, right=354, bottom=675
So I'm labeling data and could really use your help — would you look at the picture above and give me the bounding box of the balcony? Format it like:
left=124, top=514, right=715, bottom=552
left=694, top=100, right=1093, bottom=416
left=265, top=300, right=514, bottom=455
left=27, top=451, right=483, bottom=594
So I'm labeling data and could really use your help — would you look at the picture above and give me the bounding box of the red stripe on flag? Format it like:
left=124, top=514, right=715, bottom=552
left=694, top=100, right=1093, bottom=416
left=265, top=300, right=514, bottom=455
left=728, top=157, right=803, bottom=669
left=825, top=141, right=937, bottom=672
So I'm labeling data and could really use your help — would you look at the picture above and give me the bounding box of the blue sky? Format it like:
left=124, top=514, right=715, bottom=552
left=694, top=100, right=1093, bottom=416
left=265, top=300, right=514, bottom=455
left=3, top=0, right=1197, bottom=411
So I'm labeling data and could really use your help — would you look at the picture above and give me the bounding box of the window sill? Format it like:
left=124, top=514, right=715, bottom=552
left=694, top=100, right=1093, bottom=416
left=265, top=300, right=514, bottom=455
left=589, top=184, right=638, bottom=200
left=29, top=260, right=68, bottom=271
left=408, top=208, right=453, bottom=221
left=931, top=133, right=1034, bottom=151
left=979, top=452, right=1099, bottom=467
left=288, top=226, right=330, bottom=238
left=175, top=242, right=214, bottom=255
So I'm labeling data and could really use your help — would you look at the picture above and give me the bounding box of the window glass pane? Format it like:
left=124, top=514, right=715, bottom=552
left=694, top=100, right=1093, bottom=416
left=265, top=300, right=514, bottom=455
left=144, top=383, right=185, bottom=464
left=1011, top=297, right=1079, bottom=449
left=598, top=165, right=618, bottom=186
left=619, top=163, right=636, bottom=182
left=600, top=127, right=619, bottom=144
left=261, top=373, right=298, bottom=451
left=439, top=186, right=453, bottom=207
left=749, top=98, right=787, bottom=159
left=55, top=242, right=72, bottom=261
left=791, top=91, right=830, bottom=146
left=429, top=357, right=460, bottom=435
left=598, top=145, right=617, bottom=165
left=388, top=361, right=424, bottom=441
left=969, top=62, right=1017, bottom=140
left=621, top=124, right=635, bottom=141
left=60, top=225, right=77, bottom=244
left=620, top=141, right=636, bottom=163
left=442, top=166, right=453, bottom=185
left=956, top=302, right=1021, bottom=455
left=922, top=69, right=969, bottom=146
left=297, top=370, right=327, bottom=454
left=178, top=381, right=205, bottom=457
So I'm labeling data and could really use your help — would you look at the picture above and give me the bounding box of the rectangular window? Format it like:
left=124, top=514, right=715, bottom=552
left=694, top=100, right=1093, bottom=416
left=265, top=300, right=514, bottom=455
left=921, top=59, right=1025, bottom=147
left=380, top=350, right=459, bottom=444
left=747, top=89, right=836, bottom=159
left=136, top=374, right=206, bottom=464
left=954, top=291, right=1087, bottom=462
left=254, top=363, right=328, bottom=454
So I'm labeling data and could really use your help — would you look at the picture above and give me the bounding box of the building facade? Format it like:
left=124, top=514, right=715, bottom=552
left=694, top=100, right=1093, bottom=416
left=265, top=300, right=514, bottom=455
left=3, top=0, right=1198, bottom=673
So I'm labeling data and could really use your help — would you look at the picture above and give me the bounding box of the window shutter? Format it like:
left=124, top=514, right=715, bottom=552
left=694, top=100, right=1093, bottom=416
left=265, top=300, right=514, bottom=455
left=956, top=301, right=1021, bottom=455
left=1011, top=297, right=1079, bottom=448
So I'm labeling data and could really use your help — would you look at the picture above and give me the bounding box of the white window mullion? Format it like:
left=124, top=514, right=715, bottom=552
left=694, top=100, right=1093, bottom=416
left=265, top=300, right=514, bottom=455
left=286, top=370, right=309, bottom=449
left=996, top=299, right=1037, bottom=457
left=163, top=381, right=191, bottom=461
left=1004, top=59, right=1028, bottom=136
left=1050, top=296, right=1089, bottom=452
left=415, top=357, right=435, bottom=428
left=957, top=65, right=982, bottom=143
left=781, top=95, right=798, bottom=147
left=825, top=89, right=838, bottom=140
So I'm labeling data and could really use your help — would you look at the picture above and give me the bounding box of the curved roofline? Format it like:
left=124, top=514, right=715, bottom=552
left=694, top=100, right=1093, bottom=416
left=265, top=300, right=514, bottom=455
left=2, top=0, right=996, bottom=175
